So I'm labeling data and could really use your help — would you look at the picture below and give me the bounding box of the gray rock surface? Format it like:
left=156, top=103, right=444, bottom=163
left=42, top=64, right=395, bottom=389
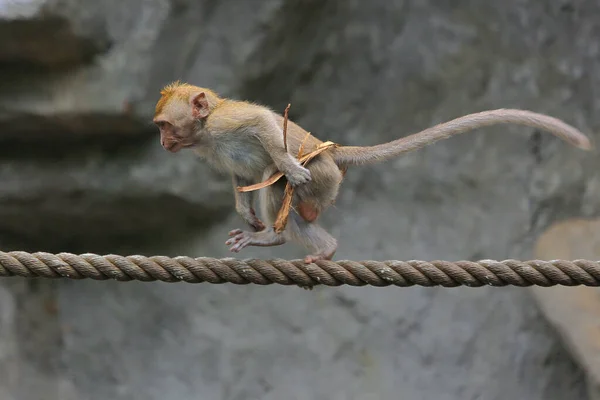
left=0, top=0, right=597, bottom=399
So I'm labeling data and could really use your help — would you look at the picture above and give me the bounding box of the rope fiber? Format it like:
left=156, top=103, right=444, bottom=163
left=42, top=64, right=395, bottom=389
left=1, top=251, right=599, bottom=287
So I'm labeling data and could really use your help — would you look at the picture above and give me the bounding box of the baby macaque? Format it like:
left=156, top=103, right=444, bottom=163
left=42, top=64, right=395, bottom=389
left=153, top=81, right=592, bottom=263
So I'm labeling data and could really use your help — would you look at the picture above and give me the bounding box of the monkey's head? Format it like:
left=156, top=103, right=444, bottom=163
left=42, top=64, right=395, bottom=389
left=153, top=81, right=220, bottom=153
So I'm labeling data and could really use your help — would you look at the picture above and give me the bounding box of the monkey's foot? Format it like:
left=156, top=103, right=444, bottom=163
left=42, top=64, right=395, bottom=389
left=304, top=248, right=336, bottom=264
left=225, top=228, right=285, bottom=253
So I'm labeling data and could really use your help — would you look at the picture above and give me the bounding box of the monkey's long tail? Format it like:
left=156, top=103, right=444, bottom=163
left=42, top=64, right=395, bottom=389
left=331, top=109, right=593, bottom=167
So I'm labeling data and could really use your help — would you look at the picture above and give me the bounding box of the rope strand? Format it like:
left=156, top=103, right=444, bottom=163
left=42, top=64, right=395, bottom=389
left=0, top=251, right=599, bottom=287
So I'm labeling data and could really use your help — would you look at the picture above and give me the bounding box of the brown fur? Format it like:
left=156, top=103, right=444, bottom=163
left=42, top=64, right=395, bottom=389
left=153, top=81, right=592, bottom=263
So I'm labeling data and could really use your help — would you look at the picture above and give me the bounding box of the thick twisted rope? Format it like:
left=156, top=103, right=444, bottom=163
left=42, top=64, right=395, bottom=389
left=1, top=251, right=600, bottom=287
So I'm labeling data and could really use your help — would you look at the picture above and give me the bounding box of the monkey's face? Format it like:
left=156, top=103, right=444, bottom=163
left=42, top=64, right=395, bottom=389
left=154, top=100, right=199, bottom=153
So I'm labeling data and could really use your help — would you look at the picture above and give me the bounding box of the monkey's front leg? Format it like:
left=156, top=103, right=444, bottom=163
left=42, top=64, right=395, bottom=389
left=278, top=157, right=312, bottom=187
left=232, top=175, right=265, bottom=232
left=264, top=147, right=311, bottom=186
left=256, top=120, right=311, bottom=186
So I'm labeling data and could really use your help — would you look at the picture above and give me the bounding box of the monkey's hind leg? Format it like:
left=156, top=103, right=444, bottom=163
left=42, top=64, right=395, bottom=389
left=286, top=212, right=338, bottom=264
left=226, top=227, right=285, bottom=253
left=225, top=161, right=338, bottom=262
left=225, top=204, right=337, bottom=262
left=261, top=157, right=339, bottom=263
left=226, top=165, right=288, bottom=253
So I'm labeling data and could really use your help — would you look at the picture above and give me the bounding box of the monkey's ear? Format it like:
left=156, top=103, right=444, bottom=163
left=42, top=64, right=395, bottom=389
left=191, top=92, right=210, bottom=119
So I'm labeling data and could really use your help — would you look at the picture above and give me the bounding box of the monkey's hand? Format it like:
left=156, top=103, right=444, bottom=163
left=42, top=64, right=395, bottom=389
left=283, top=162, right=312, bottom=186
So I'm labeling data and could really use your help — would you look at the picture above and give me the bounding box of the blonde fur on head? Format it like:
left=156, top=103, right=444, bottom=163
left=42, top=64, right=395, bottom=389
left=154, top=81, right=221, bottom=117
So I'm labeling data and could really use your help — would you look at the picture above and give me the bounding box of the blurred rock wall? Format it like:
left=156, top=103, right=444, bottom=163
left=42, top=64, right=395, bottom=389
left=0, top=0, right=598, bottom=399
